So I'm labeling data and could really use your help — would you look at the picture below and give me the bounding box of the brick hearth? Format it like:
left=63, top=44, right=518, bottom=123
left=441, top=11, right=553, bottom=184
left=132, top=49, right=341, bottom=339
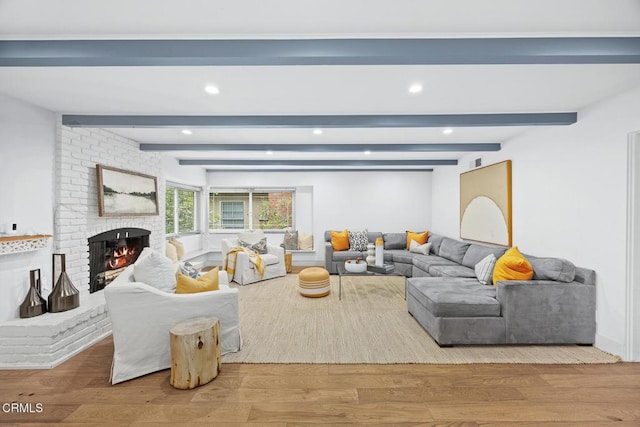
left=0, top=293, right=110, bottom=369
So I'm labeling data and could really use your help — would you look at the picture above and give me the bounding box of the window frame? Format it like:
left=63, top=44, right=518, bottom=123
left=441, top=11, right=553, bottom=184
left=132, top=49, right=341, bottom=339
left=165, top=182, right=201, bottom=237
left=209, top=187, right=295, bottom=232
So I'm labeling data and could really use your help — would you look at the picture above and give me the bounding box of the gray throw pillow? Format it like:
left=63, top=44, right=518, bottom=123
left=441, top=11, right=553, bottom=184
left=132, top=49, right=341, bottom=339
left=240, top=237, right=268, bottom=254
left=283, top=231, right=299, bottom=251
left=530, top=257, right=576, bottom=282
left=383, top=233, right=406, bottom=250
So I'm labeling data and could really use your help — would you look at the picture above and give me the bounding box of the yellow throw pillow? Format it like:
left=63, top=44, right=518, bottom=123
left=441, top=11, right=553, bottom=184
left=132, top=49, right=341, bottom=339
left=331, top=230, right=350, bottom=251
left=492, top=247, right=534, bottom=285
left=176, top=267, right=220, bottom=294
left=170, top=238, right=185, bottom=260
left=406, top=231, right=429, bottom=250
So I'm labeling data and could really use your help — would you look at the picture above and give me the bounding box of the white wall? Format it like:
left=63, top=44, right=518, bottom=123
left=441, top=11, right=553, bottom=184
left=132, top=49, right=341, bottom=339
left=0, top=94, right=55, bottom=321
left=207, top=171, right=433, bottom=265
left=162, top=155, right=206, bottom=187
left=431, top=84, right=640, bottom=358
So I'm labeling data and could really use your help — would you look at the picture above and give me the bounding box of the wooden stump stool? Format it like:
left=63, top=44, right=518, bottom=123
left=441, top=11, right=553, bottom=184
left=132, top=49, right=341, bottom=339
left=170, top=316, right=221, bottom=389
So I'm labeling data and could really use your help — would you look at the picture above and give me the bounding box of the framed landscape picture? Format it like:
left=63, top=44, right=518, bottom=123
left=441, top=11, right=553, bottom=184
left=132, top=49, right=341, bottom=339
left=96, top=165, right=159, bottom=217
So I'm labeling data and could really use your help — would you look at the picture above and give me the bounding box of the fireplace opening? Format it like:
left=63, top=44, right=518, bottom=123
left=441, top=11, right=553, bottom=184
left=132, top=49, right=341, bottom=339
left=88, top=228, right=150, bottom=293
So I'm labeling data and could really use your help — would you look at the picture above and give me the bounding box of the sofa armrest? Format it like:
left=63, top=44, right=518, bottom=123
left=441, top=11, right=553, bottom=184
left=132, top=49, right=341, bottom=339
left=495, top=280, right=596, bottom=344
left=220, top=238, right=237, bottom=256
left=218, top=269, right=229, bottom=286
left=266, top=244, right=285, bottom=263
left=325, top=242, right=334, bottom=270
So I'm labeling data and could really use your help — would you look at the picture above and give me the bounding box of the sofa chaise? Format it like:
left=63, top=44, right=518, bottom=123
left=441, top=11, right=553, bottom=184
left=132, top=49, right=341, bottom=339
left=324, top=230, right=596, bottom=346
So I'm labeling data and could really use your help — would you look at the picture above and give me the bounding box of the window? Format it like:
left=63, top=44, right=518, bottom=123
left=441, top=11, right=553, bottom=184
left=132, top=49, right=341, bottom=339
left=177, top=189, right=196, bottom=233
left=166, top=184, right=200, bottom=235
left=209, top=191, right=248, bottom=229
left=165, top=188, right=175, bottom=234
left=220, top=201, right=245, bottom=229
left=252, top=191, right=293, bottom=230
left=210, top=189, right=294, bottom=231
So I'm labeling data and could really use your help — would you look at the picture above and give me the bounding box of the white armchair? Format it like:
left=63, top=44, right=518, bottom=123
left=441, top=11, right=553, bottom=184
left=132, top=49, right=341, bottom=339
left=104, top=265, right=242, bottom=384
left=221, top=230, right=287, bottom=285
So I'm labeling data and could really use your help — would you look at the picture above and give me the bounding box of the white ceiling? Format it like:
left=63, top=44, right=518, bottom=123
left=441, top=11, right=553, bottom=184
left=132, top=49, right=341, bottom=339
left=1, top=0, right=640, bottom=170
left=2, top=0, right=639, bottom=38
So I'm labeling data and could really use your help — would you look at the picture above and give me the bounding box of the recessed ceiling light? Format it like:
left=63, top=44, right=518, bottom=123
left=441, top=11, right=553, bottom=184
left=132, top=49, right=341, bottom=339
left=408, top=83, right=423, bottom=94
left=181, top=129, right=192, bottom=135
left=266, top=150, right=273, bottom=155
left=364, top=150, right=372, bottom=155
left=443, top=128, right=453, bottom=135
left=313, top=128, right=323, bottom=135
left=204, top=85, right=220, bottom=95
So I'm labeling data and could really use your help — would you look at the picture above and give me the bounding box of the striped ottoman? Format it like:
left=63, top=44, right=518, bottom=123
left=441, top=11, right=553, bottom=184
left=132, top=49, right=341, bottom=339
left=298, top=267, right=331, bottom=298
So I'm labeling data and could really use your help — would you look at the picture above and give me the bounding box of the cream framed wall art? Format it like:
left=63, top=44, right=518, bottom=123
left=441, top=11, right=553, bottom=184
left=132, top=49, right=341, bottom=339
left=460, top=160, right=512, bottom=246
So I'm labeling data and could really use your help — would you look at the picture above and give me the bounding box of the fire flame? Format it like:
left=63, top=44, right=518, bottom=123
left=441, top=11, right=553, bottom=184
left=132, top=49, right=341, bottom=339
left=107, top=246, right=137, bottom=270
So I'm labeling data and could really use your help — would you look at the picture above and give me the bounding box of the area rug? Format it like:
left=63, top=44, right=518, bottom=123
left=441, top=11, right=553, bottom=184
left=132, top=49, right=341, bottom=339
left=222, top=273, right=619, bottom=364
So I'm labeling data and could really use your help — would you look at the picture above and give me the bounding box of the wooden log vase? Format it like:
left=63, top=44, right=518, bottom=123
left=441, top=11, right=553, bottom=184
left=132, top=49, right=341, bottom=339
left=169, top=316, right=221, bottom=390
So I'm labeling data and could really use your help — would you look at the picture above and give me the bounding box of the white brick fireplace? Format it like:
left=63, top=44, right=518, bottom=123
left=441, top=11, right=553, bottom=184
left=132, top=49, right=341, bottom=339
left=54, top=122, right=164, bottom=294
left=0, top=119, right=164, bottom=369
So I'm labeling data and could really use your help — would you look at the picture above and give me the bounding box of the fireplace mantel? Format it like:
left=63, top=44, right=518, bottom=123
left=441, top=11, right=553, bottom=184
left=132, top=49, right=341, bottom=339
left=0, top=235, right=52, bottom=255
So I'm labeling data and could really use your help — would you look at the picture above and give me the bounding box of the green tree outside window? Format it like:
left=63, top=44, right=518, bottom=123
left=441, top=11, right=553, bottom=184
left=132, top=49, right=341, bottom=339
left=165, top=188, right=175, bottom=234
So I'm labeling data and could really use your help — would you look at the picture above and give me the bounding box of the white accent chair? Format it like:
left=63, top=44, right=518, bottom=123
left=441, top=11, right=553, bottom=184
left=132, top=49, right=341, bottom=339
left=104, top=264, right=242, bottom=385
left=221, top=230, right=287, bottom=285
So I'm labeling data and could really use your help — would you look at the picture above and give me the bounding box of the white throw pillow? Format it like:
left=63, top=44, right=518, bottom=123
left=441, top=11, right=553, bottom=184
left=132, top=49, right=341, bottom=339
left=165, top=241, right=178, bottom=262
left=180, top=261, right=200, bottom=279
left=475, top=253, right=498, bottom=285
left=136, top=246, right=155, bottom=263
left=298, top=232, right=314, bottom=250
left=409, top=240, right=431, bottom=255
left=133, top=248, right=177, bottom=292
left=169, top=238, right=185, bottom=260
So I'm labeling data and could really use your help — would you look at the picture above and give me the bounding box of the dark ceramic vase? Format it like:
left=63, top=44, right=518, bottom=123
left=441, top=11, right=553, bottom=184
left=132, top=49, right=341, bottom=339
left=19, top=283, right=47, bottom=318
left=48, top=271, right=79, bottom=313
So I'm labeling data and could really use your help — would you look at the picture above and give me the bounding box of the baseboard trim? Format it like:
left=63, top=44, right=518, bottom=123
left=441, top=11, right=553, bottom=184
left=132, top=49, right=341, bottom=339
left=595, top=333, right=625, bottom=360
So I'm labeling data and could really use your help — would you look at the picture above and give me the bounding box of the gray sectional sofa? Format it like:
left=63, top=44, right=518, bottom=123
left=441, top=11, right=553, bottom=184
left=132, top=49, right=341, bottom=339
left=324, top=230, right=596, bottom=346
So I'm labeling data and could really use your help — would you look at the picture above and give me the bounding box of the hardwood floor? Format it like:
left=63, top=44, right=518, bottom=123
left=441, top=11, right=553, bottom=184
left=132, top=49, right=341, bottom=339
left=0, top=337, right=639, bottom=425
